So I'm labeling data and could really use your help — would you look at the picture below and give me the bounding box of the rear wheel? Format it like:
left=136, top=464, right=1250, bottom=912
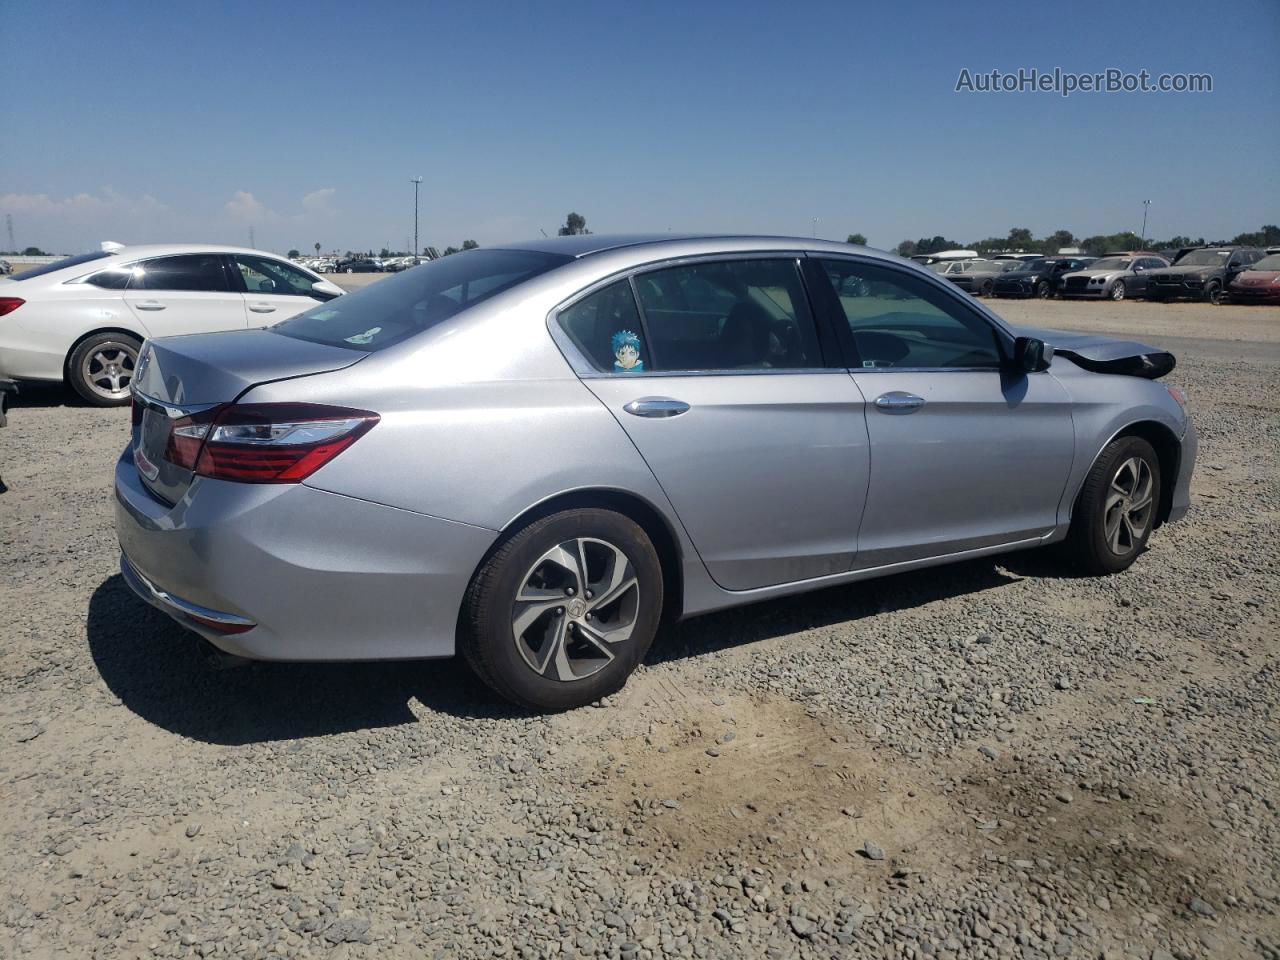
left=461, top=508, right=663, bottom=710
left=68, top=332, right=141, bottom=406
left=1064, top=436, right=1161, bottom=575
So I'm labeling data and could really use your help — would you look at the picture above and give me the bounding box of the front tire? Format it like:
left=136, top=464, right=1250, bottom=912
left=1035, top=280, right=1051, bottom=299
left=68, top=332, right=142, bottom=406
left=1064, top=436, right=1161, bottom=575
left=1109, top=280, right=1126, bottom=301
left=461, top=509, right=663, bottom=710
left=979, top=280, right=994, bottom=297
left=1204, top=281, right=1222, bottom=305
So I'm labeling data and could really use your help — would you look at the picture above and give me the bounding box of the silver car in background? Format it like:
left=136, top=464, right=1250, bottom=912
left=1058, top=254, right=1170, bottom=301
left=115, top=235, right=1195, bottom=710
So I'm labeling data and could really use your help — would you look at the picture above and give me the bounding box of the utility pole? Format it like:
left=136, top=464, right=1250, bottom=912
left=5, top=214, right=14, bottom=252
left=1140, top=200, right=1151, bottom=249
left=411, top=177, right=423, bottom=257
left=249, top=226, right=255, bottom=249
left=811, top=217, right=819, bottom=238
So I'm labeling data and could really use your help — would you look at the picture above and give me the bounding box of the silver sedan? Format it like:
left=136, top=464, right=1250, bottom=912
left=115, top=235, right=1196, bottom=710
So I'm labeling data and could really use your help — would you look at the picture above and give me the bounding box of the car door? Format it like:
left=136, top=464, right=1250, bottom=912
left=229, top=253, right=328, bottom=324
left=121, top=254, right=247, bottom=334
left=557, top=257, right=870, bottom=591
left=809, top=256, right=1076, bottom=568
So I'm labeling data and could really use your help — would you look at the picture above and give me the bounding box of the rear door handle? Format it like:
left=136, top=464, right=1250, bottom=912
left=873, top=391, right=925, bottom=413
left=248, top=302, right=277, bottom=313
left=623, top=397, right=690, bottom=418
left=134, top=300, right=166, bottom=311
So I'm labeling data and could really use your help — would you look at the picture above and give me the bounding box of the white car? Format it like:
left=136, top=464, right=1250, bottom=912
left=0, top=244, right=344, bottom=405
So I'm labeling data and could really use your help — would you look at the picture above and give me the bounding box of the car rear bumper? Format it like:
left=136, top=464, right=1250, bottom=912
left=114, top=449, right=497, bottom=661
left=1168, top=416, right=1197, bottom=524
left=0, top=341, right=64, bottom=382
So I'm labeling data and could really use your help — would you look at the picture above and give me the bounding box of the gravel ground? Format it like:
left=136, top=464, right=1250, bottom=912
left=1, top=300, right=1277, bottom=960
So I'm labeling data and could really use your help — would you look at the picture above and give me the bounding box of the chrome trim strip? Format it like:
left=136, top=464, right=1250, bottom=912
left=120, top=554, right=255, bottom=628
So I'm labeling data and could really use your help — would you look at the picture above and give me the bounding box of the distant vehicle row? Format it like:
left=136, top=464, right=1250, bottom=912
left=922, top=246, right=1275, bottom=304
left=297, top=255, right=434, bottom=274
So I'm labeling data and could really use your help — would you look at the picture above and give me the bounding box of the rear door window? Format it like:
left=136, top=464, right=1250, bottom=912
left=631, top=259, right=823, bottom=371
left=132, top=255, right=231, bottom=292
left=558, top=280, right=650, bottom=372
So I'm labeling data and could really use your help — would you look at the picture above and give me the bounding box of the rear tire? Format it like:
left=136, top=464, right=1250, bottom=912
left=461, top=508, right=663, bottom=711
left=1064, top=436, right=1161, bottom=575
left=68, top=332, right=142, bottom=406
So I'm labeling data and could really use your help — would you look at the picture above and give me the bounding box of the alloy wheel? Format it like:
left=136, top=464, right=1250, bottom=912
left=1110, top=281, right=1126, bottom=301
left=511, top=537, right=640, bottom=682
left=1103, top=456, right=1154, bottom=555
left=81, top=341, right=138, bottom=402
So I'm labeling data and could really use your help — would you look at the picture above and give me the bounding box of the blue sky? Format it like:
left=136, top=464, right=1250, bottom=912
left=2, top=0, right=1277, bottom=254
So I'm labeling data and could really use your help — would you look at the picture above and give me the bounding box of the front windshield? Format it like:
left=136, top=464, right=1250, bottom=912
left=1251, top=254, right=1280, bottom=271
left=1005, top=259, right=1041, bottom=272
left=1177, top=249, right=1231, bottom=266
left=10, top=250, right=113, bottom=281
left=273, top=249, right=571, bottom=351
left=1089, top=257, right=1131, bottom=271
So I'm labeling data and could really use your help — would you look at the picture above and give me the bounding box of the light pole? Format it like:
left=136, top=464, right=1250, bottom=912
left=1140, top=199, right=1151, bottom=249
left=410, top=177, right=423, bottom=258
left=811, top=217, right=819, bottom=238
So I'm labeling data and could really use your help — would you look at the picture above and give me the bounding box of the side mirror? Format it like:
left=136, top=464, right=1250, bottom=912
left=310, top=281, right=341, bottom=302
left=1013, top=336, right=1051, bottom=372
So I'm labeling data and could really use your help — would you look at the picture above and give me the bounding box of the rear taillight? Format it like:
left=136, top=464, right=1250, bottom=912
left=0, top=297, right=25, bottom=317
left=162, top=402, right=378, bottom=483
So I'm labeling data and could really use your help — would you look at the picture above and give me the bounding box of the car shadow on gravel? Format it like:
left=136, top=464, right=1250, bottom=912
left=648, top=556, right=1020, bottom=665
left=89, top=557, right=1022, bottom=745
left=5, top=381, right=78, bottom=409
left=87, top=576, right=530, bottom=746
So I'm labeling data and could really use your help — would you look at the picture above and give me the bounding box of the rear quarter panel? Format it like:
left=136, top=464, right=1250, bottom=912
left=0, top=280, right=147, bottom=380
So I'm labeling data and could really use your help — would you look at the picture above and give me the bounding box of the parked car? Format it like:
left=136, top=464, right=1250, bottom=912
left=115, top=234, right=1195, bottom=710
left=909, top=249, right=978, bottom=266
left=0, top=244, right=344, bottom=405
left=992, top=257, right=1097, bottom=299
left=0, top=259, right=12, bottom=276
left=1144, top=246, right=1265, bottom=304
left=335, top=258, right=384, bottom=273
left=1226, top=252, right=1280, bottom=304
left=1058, top=255, right=1169, bottom=301
left=939, top=259, right=1021, bottom=297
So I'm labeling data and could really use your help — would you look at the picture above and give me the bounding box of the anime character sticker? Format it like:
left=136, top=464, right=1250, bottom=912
left=611, top=329, right=644, bottom=371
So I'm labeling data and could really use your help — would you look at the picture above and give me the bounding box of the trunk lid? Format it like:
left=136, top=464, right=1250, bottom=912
left=131, top=329, right=366, bottom=504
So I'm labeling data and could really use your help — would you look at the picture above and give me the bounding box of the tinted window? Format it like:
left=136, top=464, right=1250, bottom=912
left=133, top=255, right=230, bottom=292
left=13, top=250, right=112, bottom=282
left=631, top=259, right=822, bottom=371
left=558, top=280, right=650, bottom=372
left=235, top=254, right=317, bottom=296
left=817, top=259, right=1002, bottom=369
left=83, top=265, right=135, bottom=289
left=274, top=249, right=570, bottom=351
left=1253, top=254, right=1280, bottom=271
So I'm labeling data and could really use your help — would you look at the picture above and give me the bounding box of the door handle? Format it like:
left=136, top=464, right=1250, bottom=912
left=873, top=391, right=925, bottom=413
left=623, top=397, right=690, bottom=418
left=134, top=300, right=166, bottom=311
left=248, top=303, right=277, bottom=313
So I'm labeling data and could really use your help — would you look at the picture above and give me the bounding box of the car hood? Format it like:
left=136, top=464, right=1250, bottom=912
left=1231, top=270, right=1280, bottom=285
left=1063, top=268, right=1123, bottom=279
left=998, top=270, right=1043, bottom=280
left=1008, top=324, right=1175, bottom=379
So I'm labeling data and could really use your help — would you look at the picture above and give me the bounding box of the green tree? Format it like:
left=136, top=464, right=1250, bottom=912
left=21, top=246, right=46, bottom=256
left=1007, top=227, right=1034, bottom=249
left=287, top=249, right=300, bottom=259
left=557, top=212, right=589, bottom=236
left=461, top=239, right=479, bottom=250
left=314, top=242, right=321, bottom=256
left=442, top=245, right=461, bottom=256
left=895, top=239, right=918, bottom=257
left=846, top=233, right=867, bottom=246
left=1045, top=230, right=1076, bottom=253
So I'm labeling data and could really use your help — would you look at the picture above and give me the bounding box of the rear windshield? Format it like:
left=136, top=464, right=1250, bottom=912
left=272, top=249, right=571, bottom=351
left=10, top=250, right=112, bottom=281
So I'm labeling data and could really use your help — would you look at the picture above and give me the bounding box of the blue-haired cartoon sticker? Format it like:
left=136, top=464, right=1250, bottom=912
left=611, top=329, right=644, bottom=372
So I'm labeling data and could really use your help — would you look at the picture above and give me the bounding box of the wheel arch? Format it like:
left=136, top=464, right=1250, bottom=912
left=1079, top=419, right=1181, bottom=528
left=469, top=487, right=686, bottom=627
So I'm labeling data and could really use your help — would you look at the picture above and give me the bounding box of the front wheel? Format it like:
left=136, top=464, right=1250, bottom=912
left=1035, top=280, right=1051, bottom=299
left=1109, top=280, right=1126, bottom=301
left=68, top=332, right=142, bottom=406
left=1064, top=436, right=1161, bottom=575
left=979, top=280, right=994, bottom=297
left=1204, top=281, right=1222, bottom=305
left=461, top=508, right=663, bottom=710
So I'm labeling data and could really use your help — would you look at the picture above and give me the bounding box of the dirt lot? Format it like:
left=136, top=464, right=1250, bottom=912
left=1, top=299, right=1277, bottom=960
